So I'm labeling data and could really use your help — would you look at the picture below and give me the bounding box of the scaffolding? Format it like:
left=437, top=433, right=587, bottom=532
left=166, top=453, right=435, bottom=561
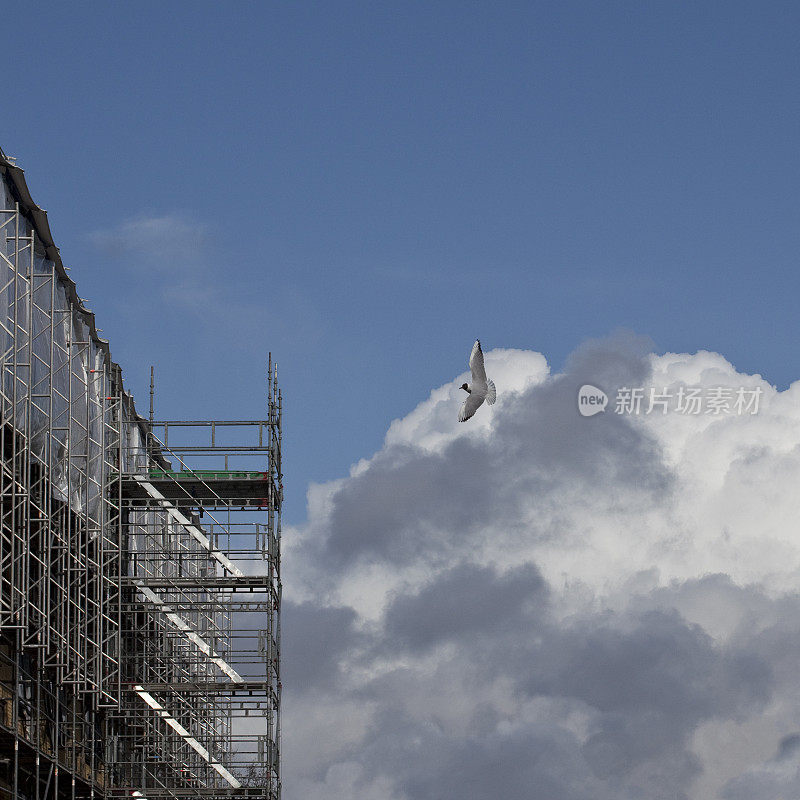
left=0, top=148, right=282, bottom=799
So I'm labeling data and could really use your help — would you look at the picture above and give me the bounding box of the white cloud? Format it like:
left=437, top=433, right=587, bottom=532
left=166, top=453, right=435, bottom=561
left=89, top=213, right=208, bottom=266
left=88, top=215, right=327, bottom=344
left=88, top=213, right=220, bottom=311
left=282, top=336, right=800, bottom=799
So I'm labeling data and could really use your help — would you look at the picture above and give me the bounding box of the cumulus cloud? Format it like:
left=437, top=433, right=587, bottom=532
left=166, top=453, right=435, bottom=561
left=282, top=334, right=800, bottom=799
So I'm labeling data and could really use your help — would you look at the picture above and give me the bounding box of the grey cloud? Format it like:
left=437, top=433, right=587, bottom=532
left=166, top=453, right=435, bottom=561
left=548, top=611, right=770, bottom=791
left=493, top=369, right=669, bottom=496
left=715, top=594, right=800, bottom=798
left=358, top=715, right=617, bottom=800
left=545, top=610, right=770, bottom=722
left=721, top=737, right=800, bottom=800
left=565, top=329, right=655, bottom=390
left=331, top=575, right=772, bottom=800
left=383, top=562, right=547, bottom=653
left=776, top=733, right=800, bottom=761
left=282, top=600, right=363, bottom=690
left=322, top=438, right=497, bottom=568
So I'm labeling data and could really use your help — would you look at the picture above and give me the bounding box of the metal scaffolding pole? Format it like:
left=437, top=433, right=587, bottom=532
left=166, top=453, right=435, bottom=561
left=0, top=151, right=282, bottom=800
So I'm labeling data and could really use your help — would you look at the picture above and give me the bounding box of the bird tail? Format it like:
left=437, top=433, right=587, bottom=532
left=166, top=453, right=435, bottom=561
left=486, top=380, right=496, bottom=405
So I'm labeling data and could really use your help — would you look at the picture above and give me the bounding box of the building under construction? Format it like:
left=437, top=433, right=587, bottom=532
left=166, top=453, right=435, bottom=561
left=0, top=147, right=282, bottom=799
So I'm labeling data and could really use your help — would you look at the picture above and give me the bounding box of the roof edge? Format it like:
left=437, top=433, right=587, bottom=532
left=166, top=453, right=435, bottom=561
left=0, top=144, right=166, bottom=466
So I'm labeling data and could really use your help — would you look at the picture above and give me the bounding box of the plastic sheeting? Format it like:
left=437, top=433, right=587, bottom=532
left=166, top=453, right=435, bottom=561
left=0, top=167, right=158, bottom=515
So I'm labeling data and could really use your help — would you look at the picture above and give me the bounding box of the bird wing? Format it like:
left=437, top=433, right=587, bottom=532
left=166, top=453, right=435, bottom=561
left=469, top=339, right=487, bottom=385
left=458, top=392, right=485, bottom=422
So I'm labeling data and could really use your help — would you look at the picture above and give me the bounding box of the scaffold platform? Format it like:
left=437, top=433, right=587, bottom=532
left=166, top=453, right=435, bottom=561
left=116, top=470, right=274, bottom=505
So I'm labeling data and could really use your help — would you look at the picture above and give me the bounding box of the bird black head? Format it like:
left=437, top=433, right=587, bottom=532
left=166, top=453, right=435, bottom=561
left=460, top=383, right=470, bottom=393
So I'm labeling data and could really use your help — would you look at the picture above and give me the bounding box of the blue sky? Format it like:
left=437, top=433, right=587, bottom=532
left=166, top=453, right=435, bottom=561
left=3, top=1, right=800, bottom=521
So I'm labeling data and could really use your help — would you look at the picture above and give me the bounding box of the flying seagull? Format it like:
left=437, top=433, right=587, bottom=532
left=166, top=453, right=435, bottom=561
left=458, top=339, right=496, bottom=422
